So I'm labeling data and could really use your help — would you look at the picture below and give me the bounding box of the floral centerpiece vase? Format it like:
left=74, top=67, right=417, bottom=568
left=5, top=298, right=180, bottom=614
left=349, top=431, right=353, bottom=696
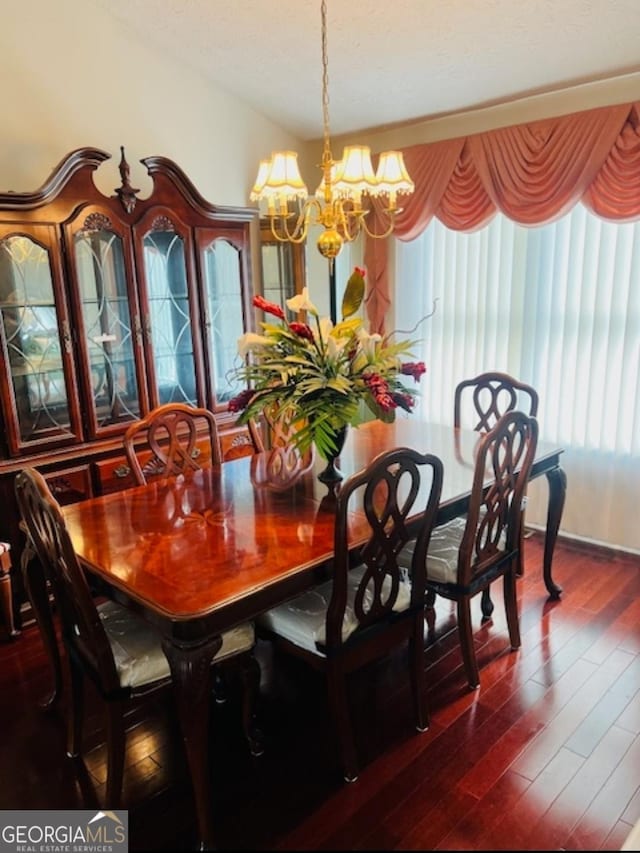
left=316, top=424, right=348, bottom=484
left=228, top=267, right=427, bottom=487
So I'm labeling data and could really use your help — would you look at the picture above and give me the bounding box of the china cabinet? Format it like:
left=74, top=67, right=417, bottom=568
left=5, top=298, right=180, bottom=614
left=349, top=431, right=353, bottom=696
left=0, top=147, right=258, bottom=625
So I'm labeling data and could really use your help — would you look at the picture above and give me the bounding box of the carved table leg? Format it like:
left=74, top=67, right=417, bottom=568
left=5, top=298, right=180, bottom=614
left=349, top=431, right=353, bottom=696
left=0, top=547, right=20, bottom=639
left=162, top=634, right=222, bottom=852
left=22, top=549, right=63, bottom=710
left=544, top=465, right=567, bottom=599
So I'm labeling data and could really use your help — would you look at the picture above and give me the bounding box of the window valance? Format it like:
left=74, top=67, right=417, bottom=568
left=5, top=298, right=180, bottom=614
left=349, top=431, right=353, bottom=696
left=365, top=101, right=640, bottom=332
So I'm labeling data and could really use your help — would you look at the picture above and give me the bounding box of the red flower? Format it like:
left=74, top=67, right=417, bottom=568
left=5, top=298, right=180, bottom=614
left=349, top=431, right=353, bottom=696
left=364, top=373, right=397, bottom=412
left=400, top=361, right=426, bottom=382
left=289, top=322, right=314, bottom=342
left=392, top=392, right=415, bottom=412
left=253, top=294, right=285, bottom=320
left=228, top=388, right=255, bottom=413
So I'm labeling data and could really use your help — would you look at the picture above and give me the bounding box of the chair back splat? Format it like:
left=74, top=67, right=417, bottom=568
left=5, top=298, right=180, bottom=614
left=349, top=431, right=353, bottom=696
left=454, top=371, right=538, bottom=432
left=123, top=402, right=221, bottom=485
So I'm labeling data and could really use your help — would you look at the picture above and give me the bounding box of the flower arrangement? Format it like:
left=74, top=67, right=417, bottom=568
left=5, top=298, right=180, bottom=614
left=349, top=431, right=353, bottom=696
left=228, top=267, right=426, bottom=461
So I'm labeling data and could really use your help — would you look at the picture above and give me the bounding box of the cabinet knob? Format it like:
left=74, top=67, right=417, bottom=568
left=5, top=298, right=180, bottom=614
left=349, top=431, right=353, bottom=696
left=113, top=464, right=131, bottom=479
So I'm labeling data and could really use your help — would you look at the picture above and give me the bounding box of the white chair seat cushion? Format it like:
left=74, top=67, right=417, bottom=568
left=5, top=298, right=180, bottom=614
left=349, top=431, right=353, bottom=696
left=97, top=600, right=254, bottom=689
left=398, top=517, right=467, bottom=585
left=214, top=622, right=256, bottom=663
left=257, top=564, right=412, bottom=657
left=399, top=513, right=508, bottom=586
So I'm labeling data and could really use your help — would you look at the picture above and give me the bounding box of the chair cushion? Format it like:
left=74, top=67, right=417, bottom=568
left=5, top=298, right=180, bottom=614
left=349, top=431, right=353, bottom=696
left=257, top=564, right=412, bottom=657
left=97, top=600, right=254, bottom=689
left=398, top=517, right=467, bottom=585
left=399, top=513, right=508, bottom=586
left=214, top=622, right=256, bottom=663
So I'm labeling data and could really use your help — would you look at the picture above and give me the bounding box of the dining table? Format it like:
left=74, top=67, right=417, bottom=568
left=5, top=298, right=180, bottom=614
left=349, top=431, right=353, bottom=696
left=59, top=417, right=566, bottom=849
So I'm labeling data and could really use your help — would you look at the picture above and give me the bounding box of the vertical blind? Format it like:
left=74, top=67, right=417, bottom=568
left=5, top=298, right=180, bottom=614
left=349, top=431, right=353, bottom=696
left=395, top=204, right=640, bottom=551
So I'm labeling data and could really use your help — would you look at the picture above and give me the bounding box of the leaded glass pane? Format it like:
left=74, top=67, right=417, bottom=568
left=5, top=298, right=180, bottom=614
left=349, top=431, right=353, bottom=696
left=203, top=240, right=244, bottom=403
left=74, top=228, right=141, bottom=426
left=0, top=235, right=72, bottom=442
left=143, top=231, right=197, bottom=405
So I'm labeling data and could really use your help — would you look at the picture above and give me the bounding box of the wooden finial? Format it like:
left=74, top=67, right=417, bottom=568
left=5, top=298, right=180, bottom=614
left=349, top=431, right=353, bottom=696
left=113, top=146, right=140, bottom=214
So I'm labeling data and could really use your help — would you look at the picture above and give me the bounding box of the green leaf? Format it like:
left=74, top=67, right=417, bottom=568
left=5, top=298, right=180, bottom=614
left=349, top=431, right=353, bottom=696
left=341, top=269, right=365, bottom=319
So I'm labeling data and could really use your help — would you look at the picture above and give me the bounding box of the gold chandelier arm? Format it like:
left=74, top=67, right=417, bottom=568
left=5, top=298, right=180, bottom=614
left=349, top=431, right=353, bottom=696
left=332, top=198, right=396, bottom=243
left=334, top=202, right=363, bottom=244
left=267, top=198, right=322, bottom=244
left=267, top=222, right=308, bottom=245
left=359, top=208, right=398, bottom=240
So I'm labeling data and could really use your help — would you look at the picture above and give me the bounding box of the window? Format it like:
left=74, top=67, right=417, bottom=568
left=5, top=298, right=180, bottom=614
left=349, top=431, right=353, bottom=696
left=395, top=205, right=640, bottom=551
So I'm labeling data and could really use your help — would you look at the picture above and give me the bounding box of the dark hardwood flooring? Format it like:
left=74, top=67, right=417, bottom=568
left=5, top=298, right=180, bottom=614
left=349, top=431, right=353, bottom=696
left=0, top=532, right=639, bottom=851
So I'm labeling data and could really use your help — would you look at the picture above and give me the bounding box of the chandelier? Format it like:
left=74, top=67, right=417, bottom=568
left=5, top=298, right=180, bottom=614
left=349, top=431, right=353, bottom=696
left=250, top=0, right=414, bottom=260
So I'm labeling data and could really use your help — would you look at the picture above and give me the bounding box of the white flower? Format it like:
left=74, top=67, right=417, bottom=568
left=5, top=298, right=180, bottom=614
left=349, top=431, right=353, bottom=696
left=286, top=287, right=318, bottom=316
left=237, top=331, right=271, bottom=358
left=356, top=327, right=382, bottom=359
left=325, top=334, right=349, bottom=361
left=314, top=316, right=334, bottom=346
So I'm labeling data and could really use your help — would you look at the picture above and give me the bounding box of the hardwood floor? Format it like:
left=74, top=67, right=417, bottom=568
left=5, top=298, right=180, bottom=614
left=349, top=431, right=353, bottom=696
left=0, top=532, right=639, bottom=850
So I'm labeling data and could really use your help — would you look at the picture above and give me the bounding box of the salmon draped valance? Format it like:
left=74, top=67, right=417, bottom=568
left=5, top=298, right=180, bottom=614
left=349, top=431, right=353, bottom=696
left=364, top=101, right=640, bottom=332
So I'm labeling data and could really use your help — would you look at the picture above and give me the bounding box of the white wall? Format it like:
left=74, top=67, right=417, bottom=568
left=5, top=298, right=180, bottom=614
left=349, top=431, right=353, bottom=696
left=0, top=0, right=303, bottom=207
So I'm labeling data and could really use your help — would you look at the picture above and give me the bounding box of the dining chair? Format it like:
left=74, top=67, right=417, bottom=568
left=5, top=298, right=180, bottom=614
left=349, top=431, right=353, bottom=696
left=258, top=447, right=443, bottom=783
left=122, top=402, right=222, bottom=485
left=453, top=371, right=539, bottom=617
left=401, top=410, right=539, bottom=690
left=124, top=403, right=264, bottom=708
left=15, top=467, right=262, bottom=807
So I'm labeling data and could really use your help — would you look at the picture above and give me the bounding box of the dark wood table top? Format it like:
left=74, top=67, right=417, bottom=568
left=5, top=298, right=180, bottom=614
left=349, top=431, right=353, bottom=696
left=63, top=419, right=564, bottom=640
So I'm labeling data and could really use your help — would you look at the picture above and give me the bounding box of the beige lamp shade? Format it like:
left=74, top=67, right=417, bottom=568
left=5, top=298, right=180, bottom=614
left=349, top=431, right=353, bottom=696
left=259, top=151, right=308, bottom=201
left=250, top=159, right=272, bottom=201
left=333, top=146, right=378, bottom=198
left=375, top=151, right=415, bottom=195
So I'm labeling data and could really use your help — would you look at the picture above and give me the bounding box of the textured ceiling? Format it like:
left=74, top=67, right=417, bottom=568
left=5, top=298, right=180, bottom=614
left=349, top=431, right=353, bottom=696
left=94, top=0, right=640, bottom=140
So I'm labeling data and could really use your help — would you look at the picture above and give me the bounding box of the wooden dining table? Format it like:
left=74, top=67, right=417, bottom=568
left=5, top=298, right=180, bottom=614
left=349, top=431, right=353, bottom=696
left=60, top=418, right=565, bottom=849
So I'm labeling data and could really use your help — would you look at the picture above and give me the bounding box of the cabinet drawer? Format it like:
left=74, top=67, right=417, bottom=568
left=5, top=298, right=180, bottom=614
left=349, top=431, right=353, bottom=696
left=44, top=465, right=93, bottom=505
left=94, top=440, right=215, bottom=495
left=94, top=456, right=139, bottom=494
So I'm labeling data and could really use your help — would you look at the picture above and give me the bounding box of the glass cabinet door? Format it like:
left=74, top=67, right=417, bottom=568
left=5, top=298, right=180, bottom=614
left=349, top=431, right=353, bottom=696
left=138, top=217, right=201, bottom=407
left=68, top=211, right=147, bottom=437
left=200, top=237, right=247, bottom=408
left=0, top=229, right=82, bottom=453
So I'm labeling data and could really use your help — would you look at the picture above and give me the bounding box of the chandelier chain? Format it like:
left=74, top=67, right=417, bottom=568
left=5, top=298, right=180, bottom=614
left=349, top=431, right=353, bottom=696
left=321, top=0, right=332, bottom=163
